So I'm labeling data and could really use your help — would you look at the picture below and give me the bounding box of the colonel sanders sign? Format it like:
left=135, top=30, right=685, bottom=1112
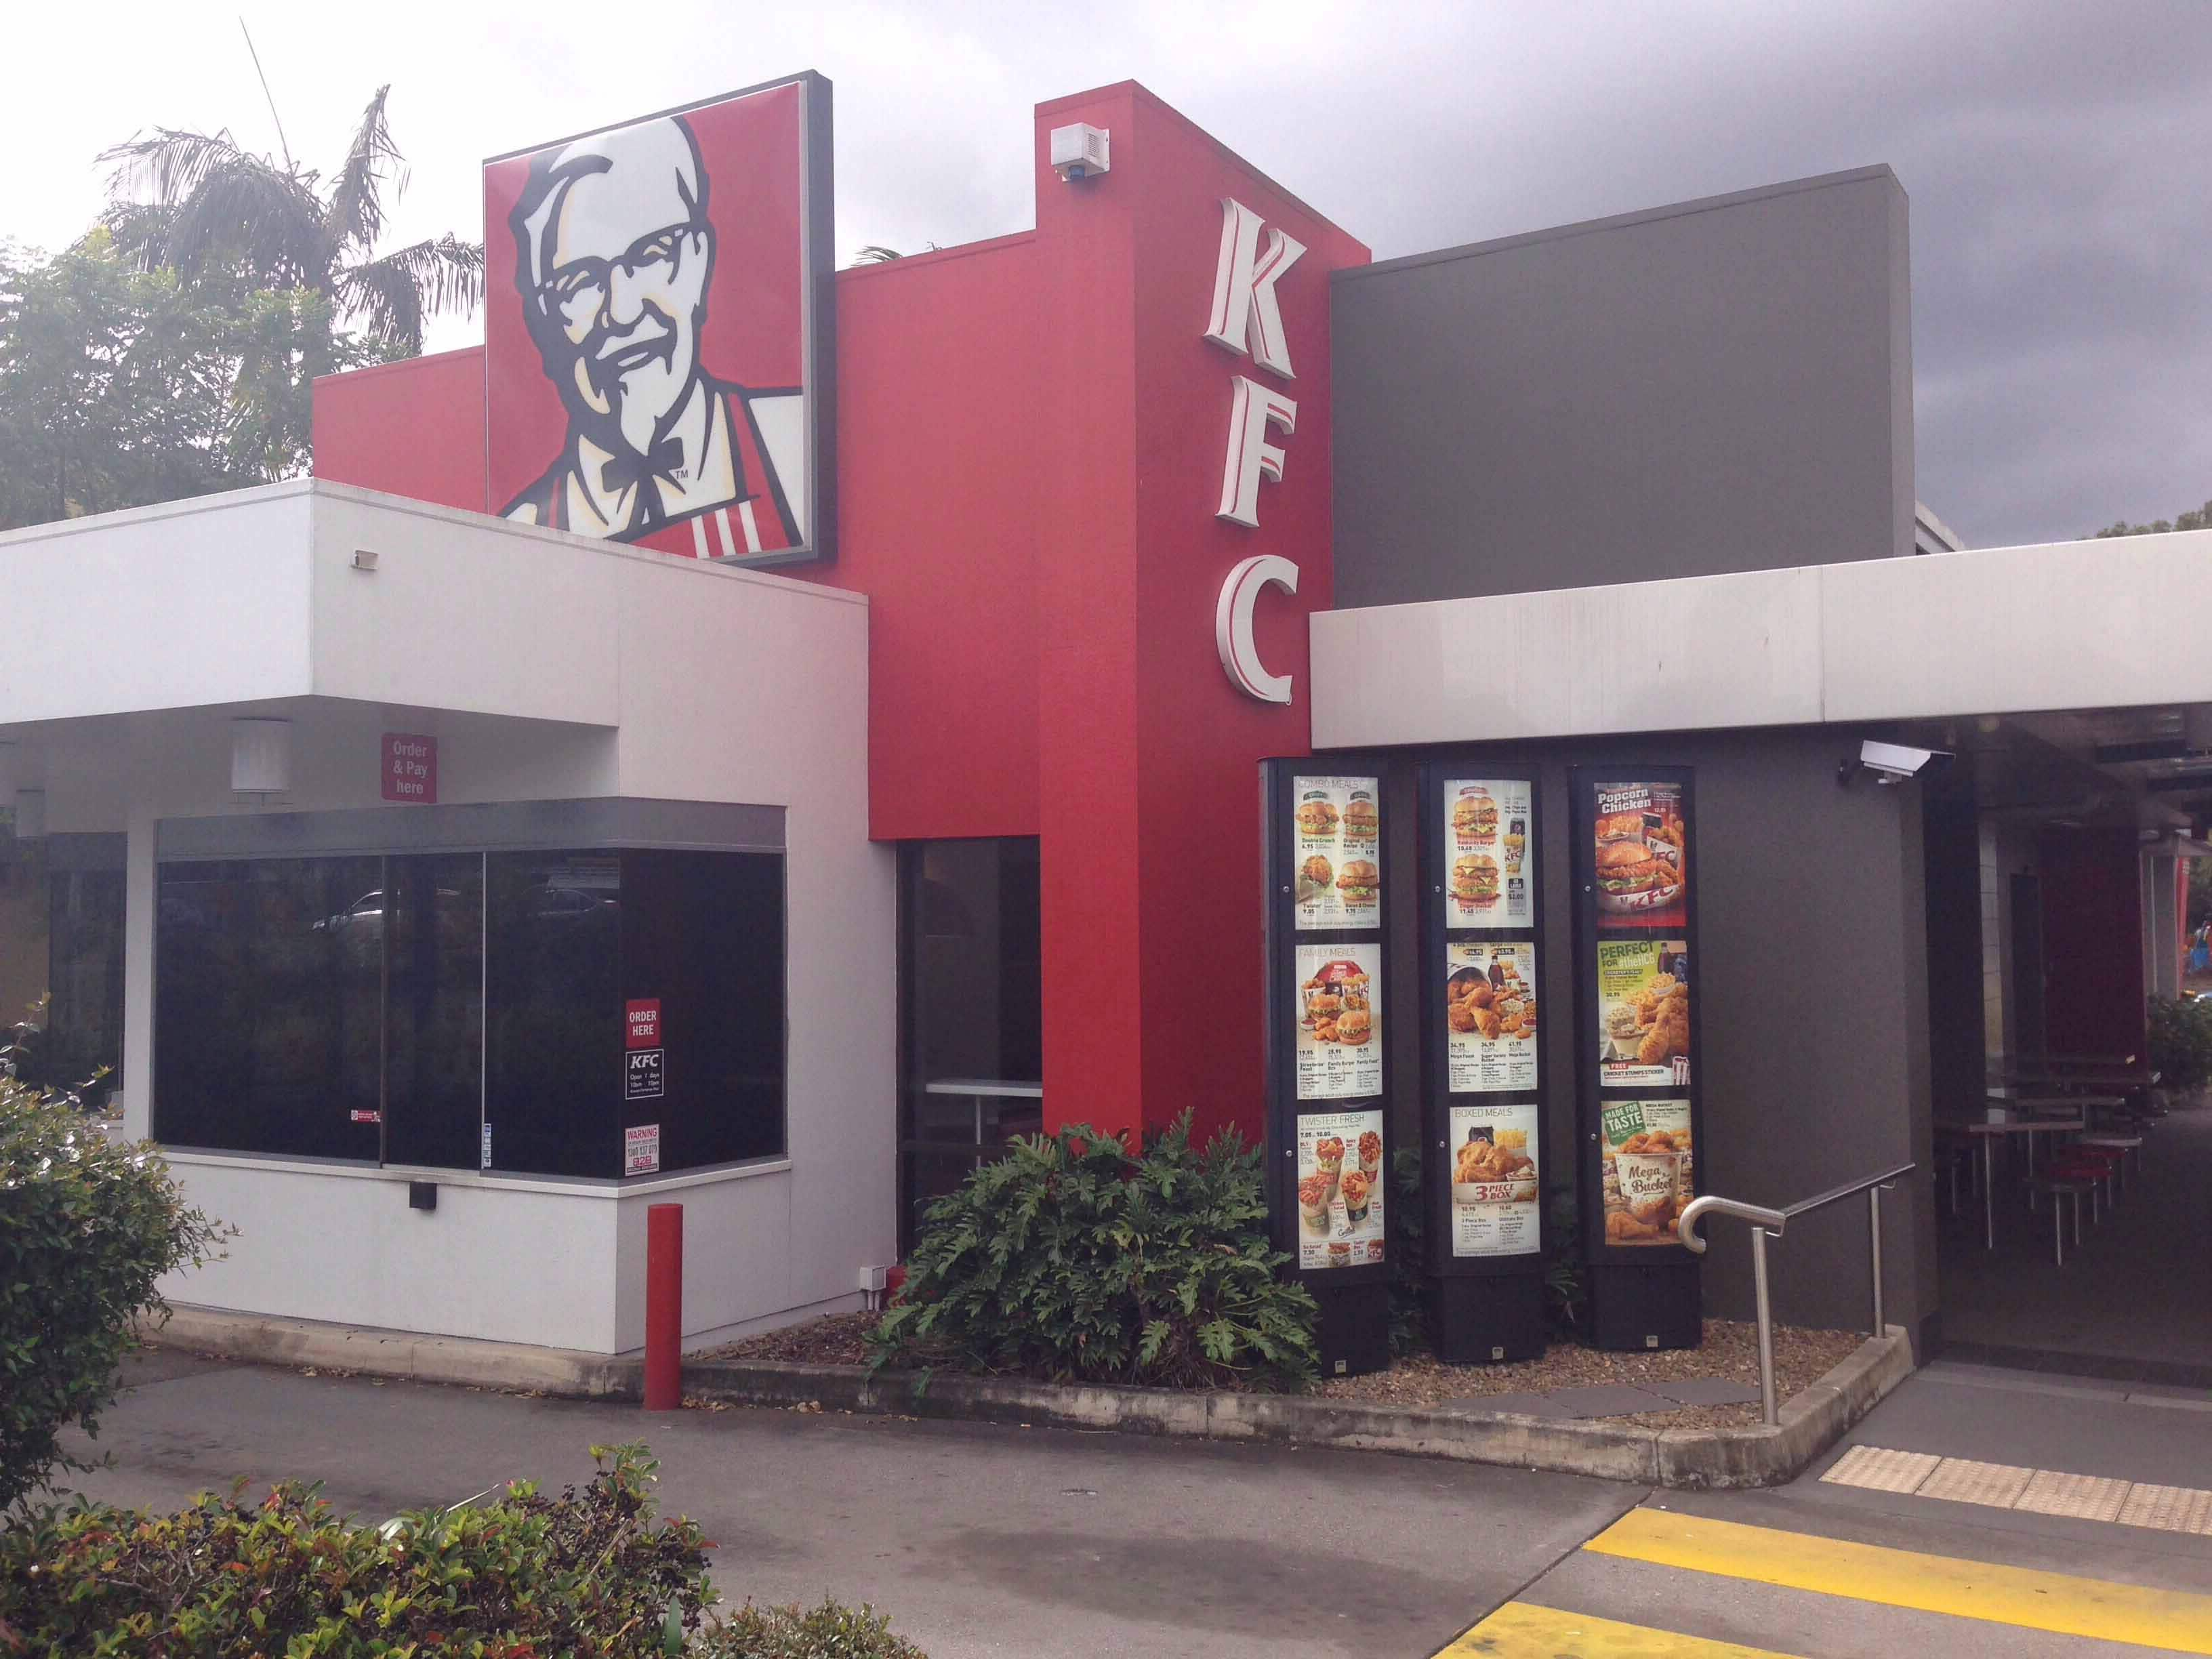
left=485, top=77, right=832, bottom=566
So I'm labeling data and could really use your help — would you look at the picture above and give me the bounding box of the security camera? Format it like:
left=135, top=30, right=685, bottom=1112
left=1049, top=123, right=1111, bottom=183
left=1843, top=739, right=1953, bottom=785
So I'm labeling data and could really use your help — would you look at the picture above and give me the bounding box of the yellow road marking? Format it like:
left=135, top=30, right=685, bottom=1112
left=1435, top=1600, right=1801, bottom=1656
left=1587, top=1507, right=2212, bottom=1652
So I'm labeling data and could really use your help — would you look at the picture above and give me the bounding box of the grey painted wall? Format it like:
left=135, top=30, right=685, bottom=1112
left=1330, top=167, right=1915, bottom=607
left=1355, top=724, right=1939, bottom=1351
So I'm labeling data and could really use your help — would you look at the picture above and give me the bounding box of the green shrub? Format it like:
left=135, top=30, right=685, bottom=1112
left=1386, top=1143, right=1428, bottom=1357
left=1, top=1076, right=228, bottom=1514
left=1543, top=1189, right=1586, bottom=1332
left=870, top=1114, right=1317, bottom=1391
left=699, top=1599, right=927, bottom=1658
left=2148, top=994, right=2212, bottom=1091
left=0, top=1442, right=714, bottom=1656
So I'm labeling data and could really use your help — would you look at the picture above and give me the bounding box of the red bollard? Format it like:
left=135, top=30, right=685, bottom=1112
left=643, top=1202, right=683, bottom=1410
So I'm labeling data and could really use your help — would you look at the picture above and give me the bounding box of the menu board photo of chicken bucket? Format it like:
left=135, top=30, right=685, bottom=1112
left=1591, top=781, right=1687, bottom=930
left=1295, top=944, right=1382, bottom=1099
left=1295, top=1109, right=1387, bottom=1269
left=1599, top=1099, right=1694, bottom=1246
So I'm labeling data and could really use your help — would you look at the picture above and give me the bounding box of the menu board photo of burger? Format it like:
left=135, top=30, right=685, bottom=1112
left=1591, top=781, right=1688, bottom=930
left=1294, top=1108, right=1387, bottom=1269
left=1595, top=937, right=1691, bottom=1089
left=1443, top=777, right=1534, bottom=929
left=1294, top=943, right=1383, bottom=1099
left=1443, top=941, right=1538, bottom=1092
left=1292, top=775, right=1382, bottom=931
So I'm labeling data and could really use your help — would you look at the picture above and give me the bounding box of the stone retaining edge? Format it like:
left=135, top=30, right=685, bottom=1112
left=144, top=1305, right=644, bottom=1400
left=683, top=1326, right=1915, bottom=1490
left=142, top=1306, right=1910, bottom=1489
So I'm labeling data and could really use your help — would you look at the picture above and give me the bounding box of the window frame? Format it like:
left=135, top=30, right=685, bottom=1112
left=150, top=799, right=788, bottom=1181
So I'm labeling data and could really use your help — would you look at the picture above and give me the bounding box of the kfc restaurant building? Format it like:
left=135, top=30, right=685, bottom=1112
left=7, top=73, right=2211, bottom=1366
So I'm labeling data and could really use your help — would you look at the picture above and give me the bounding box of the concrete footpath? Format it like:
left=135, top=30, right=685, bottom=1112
left=58, top=1350, right=1641, bottom=1659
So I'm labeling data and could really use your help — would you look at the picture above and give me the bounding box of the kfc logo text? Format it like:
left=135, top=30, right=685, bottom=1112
left=1204, top=198, right=1307, bottom=702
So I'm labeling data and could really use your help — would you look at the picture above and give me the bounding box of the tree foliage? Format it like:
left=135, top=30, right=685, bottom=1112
left=1, top=1076, right=229, bottom=1515
left=2091, top=496, right=2212, bottom=539
left=99, top=85, right=482, bottom=359
left=0, top=236, right=388, bottom=529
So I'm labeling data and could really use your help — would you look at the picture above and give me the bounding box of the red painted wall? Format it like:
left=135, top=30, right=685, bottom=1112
left=806, top=235, right=1043, bottom=840
left=1031, top=85, right=1370, bottom=1143
left=312, top=347, right=487, bottom=512
left=2039, top=827, right=2146, bottom=1060
left=311, top=81, right=1370, bottom=1147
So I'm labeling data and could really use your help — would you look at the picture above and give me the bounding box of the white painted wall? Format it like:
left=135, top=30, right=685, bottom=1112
left=1313, top=528, right=2212, bottom=748
left=0, top=487, right=316, bottom=722
left=3, top=482, right=894, bottom=1355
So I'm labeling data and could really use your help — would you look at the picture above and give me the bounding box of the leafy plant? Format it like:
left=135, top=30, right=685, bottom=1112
left=699, top=1599, right=928, bottom=1658
left=1386, top=1143, right=1429, bottom=1357
left=1543, top=1188, right=1586, bottom=1332
left=869, top=1114, right=1318, bottom=1391
left=2148, top=994, right=2212, bottom=1091
left=0, top=1443, right=714, bottom=1656
left=1, top=1074, right=229, bottom=1515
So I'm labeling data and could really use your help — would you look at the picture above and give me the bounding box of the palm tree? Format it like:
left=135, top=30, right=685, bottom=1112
left=98, top=85, right=481, bottom=357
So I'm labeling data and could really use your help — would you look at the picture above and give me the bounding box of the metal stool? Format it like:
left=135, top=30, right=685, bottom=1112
left=2077, top=1134, right=2143, bottom=1185
left=2045, top=1157, right=2108, bottom=1221
left=2025, top=1174, right=2090, bottom=1265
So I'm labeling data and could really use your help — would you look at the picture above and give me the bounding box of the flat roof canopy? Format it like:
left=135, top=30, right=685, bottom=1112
left=0, top=478, right=865, bottom=731
left=1311, top=529, right=2212, bottom=747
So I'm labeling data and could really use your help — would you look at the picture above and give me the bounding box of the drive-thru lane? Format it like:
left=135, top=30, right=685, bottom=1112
left=59, top=1351, right=1639, bottom=1659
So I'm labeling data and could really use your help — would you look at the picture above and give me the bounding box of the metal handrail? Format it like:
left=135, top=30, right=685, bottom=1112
left=1675, top=1160, right=1916, bottom=1427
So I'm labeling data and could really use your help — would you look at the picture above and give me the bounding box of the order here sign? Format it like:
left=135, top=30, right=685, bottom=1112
left=382, top=733, right=438, bottom=802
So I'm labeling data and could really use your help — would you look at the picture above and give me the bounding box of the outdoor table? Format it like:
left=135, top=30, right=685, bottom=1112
left=922, top=1078, right=1044, bottom=1146
left=1944, top=1116, right=2087, bottom=1250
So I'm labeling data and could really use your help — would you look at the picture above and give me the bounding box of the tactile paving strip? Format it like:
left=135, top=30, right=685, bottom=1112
left=2015, top=1468, right=2131, bottom=1523
left=1916, top=1456, right=2036, bottom=1508
left=2116, top=1483, right=2212, bottom=1535
left=1822, top=1444, right=1942, bottom=1494
left=1832, top=1446, right=2212, bottom=1536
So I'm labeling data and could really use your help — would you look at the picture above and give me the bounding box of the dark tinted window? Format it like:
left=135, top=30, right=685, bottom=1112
left=619, top=851, right=785, bottom=1170
left=384, top=855, right=485, bottom=1170
left=484, top=853, right=622, bottom=1178
left=157, top=846, right=783, bottom=1178
left=155, top=858, right=384, bottom=1159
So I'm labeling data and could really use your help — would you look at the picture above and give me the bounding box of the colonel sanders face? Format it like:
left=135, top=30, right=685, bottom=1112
left=512, top=117, right=716, bottom=463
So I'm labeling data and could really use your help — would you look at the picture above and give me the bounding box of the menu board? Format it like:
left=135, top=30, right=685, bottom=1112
left=1595, top=937, right=1690, bottom=1088
left=1294, top=1107, right=1387, bottom=1269
left=1591, top=779, right=1688, bottom=930
left=1294, top=942, right=1382, bottom=1100
left=1597, top=1098, right=1694, bottom=1247
left=1292, top=775, right=1382, bottom=930
left=1446, top=1101, right=1540, bottom=1258
left=1444, top=940, right=1539, bottom=1092
left=1443, top=777, right=1535, bottom=930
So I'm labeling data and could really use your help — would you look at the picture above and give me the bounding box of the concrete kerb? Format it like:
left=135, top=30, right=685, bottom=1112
left=144, top=1305, right=643, bottom=1401
left=683, top=1326, right=1917, bottom=1490
left=140, top=1306, right=1912, bottom=1489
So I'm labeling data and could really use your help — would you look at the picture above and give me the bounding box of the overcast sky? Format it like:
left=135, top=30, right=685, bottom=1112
left=9, top=1, right=2207, bottom=547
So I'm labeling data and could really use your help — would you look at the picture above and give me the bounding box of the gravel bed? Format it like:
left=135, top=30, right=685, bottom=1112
left=1318, top=1319, right=1864, bottom=1429
left=697, top=1311, right=1864, bottom=1429
left=701, top=1311, right=878, bottom=1368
